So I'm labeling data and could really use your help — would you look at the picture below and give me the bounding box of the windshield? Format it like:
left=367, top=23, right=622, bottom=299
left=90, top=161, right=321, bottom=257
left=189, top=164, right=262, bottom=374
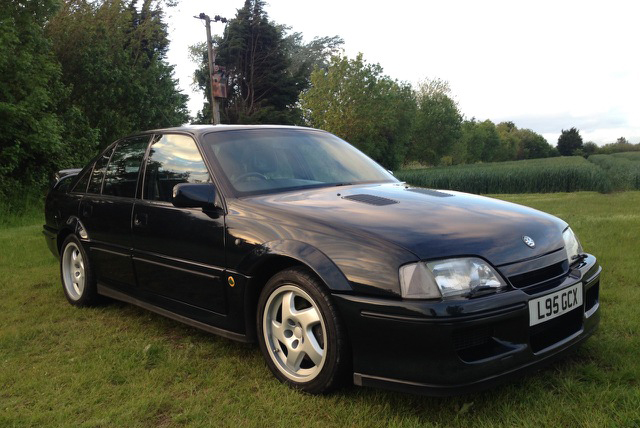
left=202, top=129, right=397, bottom=196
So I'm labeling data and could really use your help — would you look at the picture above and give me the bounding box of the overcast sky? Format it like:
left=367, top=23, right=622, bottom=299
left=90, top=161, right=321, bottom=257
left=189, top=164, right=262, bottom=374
left=166, top=0, right=640, bottom=146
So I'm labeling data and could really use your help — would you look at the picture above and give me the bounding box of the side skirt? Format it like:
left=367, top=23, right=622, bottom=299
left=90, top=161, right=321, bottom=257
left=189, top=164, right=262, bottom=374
left=97, top=284, right=250, bottom=343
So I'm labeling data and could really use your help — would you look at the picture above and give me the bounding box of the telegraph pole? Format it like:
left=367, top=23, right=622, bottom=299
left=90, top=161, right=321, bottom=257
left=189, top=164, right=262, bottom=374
left=195, top=13, right=227, bottom=125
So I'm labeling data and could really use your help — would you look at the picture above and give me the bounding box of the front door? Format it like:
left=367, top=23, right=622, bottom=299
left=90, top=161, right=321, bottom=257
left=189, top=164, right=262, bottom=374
left=132, top=133, right=227, bottom=315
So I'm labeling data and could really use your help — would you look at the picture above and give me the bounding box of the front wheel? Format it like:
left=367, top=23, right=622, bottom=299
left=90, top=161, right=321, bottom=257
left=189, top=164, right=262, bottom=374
left=60, top=234, right=99, bottom=306
left=257, top=267, right=349, bottom=394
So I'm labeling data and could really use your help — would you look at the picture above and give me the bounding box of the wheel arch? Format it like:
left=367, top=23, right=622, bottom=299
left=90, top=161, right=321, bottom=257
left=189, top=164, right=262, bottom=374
left=57, top=216, right=89, bottom=254
left=240, top=240, right=352, bottom=341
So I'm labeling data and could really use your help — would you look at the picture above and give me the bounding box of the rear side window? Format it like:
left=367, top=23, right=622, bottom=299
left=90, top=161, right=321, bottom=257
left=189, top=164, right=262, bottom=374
left=71, top=169, right=91, bottom=193
left=55, top=175, right=76, bottom=193
left=143, top=134, right=210, bottom=202
left=102, top=136, right=150, bottom=198
left=87, top=147, right=114, bottom=194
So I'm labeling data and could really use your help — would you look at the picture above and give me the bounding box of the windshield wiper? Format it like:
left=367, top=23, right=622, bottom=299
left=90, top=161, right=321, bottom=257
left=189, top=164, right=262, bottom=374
left=334, top=182, right=353, bottom=187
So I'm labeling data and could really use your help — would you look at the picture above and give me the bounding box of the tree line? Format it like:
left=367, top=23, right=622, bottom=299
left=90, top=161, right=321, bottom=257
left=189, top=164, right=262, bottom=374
left=1, top=0, right=187, bottom=202
left=2, top=0, right=637, bottom=207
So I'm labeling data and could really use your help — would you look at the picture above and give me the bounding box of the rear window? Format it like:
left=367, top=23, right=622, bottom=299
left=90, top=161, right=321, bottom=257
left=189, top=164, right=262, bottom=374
left=87, top=148, right=114, bottom=194
left=102, top=136, right=150, bottom=198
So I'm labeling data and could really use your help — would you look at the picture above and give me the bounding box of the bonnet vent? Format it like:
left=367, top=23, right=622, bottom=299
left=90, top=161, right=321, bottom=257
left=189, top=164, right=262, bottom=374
left=407, top=188, right=454, bottom=197
left=342, top=194, right=399, bottom=206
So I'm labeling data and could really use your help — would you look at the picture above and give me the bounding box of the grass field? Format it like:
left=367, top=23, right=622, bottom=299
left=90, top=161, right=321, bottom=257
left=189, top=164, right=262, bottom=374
left=1, top=192, right=639, bottom=427
left=395, top=152, right=640, bottom=194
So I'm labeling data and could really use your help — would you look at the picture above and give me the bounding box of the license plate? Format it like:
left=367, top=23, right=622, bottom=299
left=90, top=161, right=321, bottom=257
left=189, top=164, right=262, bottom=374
left=528, top=283, right=583, bottom=326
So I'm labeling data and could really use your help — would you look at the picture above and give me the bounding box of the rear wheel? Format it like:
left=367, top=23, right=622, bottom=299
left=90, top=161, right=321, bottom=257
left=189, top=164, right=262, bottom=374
left=60, top=234, right=99, bottom=306
left=257, top=267, right=349, bottom=394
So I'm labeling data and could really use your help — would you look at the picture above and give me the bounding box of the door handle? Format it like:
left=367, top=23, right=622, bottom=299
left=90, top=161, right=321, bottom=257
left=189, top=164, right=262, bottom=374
left=134, top=213, right=148, bottom=227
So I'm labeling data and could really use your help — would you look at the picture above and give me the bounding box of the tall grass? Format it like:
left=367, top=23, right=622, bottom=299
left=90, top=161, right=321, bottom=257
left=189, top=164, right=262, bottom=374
left=588, top=153, right=640, bottom=190
left=0, top=190, right=45, bottom=228
left=396, top=157, right=611, bottom=194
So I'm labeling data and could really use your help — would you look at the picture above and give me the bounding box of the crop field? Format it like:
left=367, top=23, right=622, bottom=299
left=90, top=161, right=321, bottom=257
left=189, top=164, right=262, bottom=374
left=1, top=192, right=640, bottom=427
left=395, top=152, right=640, bottom=194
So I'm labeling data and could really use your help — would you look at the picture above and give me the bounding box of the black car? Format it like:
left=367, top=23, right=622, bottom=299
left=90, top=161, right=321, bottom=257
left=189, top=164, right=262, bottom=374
left=43, top=125, right=601, bottom=395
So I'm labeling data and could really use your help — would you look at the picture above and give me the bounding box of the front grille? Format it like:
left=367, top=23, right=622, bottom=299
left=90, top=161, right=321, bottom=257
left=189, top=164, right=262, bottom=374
left=585, top=281, right=599, bottom=312
left=453, top=325, right=492, bottom=350
left=508, top=260, right=568, bottom=291
left=530, top=307, right=583, bottom=353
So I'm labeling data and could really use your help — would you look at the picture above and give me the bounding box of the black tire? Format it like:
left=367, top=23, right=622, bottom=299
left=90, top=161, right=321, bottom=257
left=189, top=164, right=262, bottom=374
left=59, top=234, right=100, bottom=306
left=257, top=267, right=350, bottom=394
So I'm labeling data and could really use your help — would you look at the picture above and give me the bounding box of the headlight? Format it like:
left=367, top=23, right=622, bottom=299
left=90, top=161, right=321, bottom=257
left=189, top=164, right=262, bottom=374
left=563, top=227, right=583, bottom=262
left=399, top=257, right=506, bottom=299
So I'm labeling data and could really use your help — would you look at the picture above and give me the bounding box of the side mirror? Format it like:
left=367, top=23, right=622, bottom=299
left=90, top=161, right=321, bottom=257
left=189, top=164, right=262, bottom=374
left=172, top=183, right=217, bottom=209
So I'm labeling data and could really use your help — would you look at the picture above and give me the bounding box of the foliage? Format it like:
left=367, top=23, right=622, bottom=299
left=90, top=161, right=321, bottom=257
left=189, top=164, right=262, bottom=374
left=408, top=79, right=462, bottom=165
left=596, top=138, right=640, bottom=155
left=282, top=32, right=344, bottom=91
left=300, top=54, right=415, bottom=169
left=191, top=3, right=342, bottom=125
left=557, top=127, right=584, bottom=156
left=47, top=0, right=189, bottom=151
left=460, top=119, right=500, bottom=164
left=0, top=0, right=64, bottom=195
left=396, top=157, right=611, bottom=194
left=517, top=128, right=554, bottom=159
left=2, top=192, right=640, bottom=426
left=583, top=141, right=599, bottom=157
left=0, top=0, right=188, bottom=213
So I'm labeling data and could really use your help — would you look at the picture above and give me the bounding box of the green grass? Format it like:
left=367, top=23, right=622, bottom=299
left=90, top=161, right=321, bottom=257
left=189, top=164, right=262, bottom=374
left=2, top=193, right=640, bottom=427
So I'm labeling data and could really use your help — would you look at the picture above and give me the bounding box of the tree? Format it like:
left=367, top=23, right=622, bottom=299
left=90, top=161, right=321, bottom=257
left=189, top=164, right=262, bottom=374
left=300, top=54, right=416, bottom=169
left=583, top=141, right=599, bottom=157
left=204, top=0, right=302, bottom=124
left=556, top=127, right=583, bottom=156
left=495, top=121, right=519, bottom=161
left=598, top=138, right=640, bottom=154
left=47, top=0, right=189, bottom=150
left=518, top=129, right=552, bottom=159
left=191, top=26, right=343, bottom=125
left=282, top=32, right=344, bottom=91
left=408, top=79, right=462, bottom=165
left=0, top=0, right=64, bottom=194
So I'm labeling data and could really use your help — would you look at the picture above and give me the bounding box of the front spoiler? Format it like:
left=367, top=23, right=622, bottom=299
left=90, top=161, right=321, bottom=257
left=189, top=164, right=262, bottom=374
left=332, top=254, right=601, bottom=396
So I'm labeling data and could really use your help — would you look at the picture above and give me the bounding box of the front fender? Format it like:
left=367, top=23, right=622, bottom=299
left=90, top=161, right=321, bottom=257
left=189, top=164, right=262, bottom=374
left=237, top=239, right=353, bottom=292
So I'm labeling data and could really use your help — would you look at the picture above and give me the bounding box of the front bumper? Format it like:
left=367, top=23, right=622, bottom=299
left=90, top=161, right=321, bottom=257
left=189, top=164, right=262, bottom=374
left=332, top=254, right=601, bottom=396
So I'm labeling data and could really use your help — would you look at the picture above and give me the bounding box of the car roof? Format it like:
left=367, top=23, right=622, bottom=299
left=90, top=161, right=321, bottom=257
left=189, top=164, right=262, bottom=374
left=139, top=124, right=319, bottom=138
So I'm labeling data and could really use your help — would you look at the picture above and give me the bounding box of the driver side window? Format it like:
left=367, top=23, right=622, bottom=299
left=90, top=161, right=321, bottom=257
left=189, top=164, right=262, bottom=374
left=143, top=134, right=210, bottom=202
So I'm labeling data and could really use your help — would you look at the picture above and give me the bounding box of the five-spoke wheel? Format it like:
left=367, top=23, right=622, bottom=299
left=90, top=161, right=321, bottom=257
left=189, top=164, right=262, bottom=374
left=60, top=234, right=98, bottom=306
left=257, top=267, right=349, bottom=393
left=263, top=285, right=327, bottom=382
left=62, top=241, right=85, bottom=300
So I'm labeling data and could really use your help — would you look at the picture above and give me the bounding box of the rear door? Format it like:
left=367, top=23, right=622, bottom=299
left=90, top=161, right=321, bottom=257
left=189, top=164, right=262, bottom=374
left=79, top=136, right=150, bottom=290
left=131, top=133, right=227, bottom=314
